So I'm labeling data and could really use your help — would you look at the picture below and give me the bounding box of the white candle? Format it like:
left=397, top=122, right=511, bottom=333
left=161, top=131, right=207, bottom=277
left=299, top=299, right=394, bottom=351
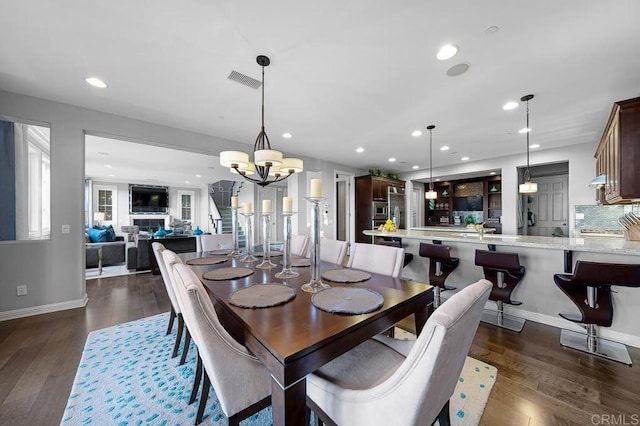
left=262, top=199, right=272, bottom=214
left=243, top=202, right=252, bottom=215
left=310, top=179, right=323, bottom=197
left=283, top=197, right=293, bottom=214
left=231, top=196, right=238, bottom=208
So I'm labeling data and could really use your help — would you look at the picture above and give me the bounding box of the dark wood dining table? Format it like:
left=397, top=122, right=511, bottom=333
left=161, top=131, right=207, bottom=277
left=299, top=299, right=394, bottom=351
left=181, top=251, right=433, bottom=426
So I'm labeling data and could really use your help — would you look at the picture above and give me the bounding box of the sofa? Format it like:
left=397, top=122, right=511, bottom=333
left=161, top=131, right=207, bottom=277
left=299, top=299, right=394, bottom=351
left=85, top=225, right=126, bottom=268
left=126, top=235, right=152, bottom=271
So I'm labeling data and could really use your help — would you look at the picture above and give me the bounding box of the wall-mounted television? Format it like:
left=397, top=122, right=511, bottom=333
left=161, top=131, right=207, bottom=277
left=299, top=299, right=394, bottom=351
left=129, top=184, right=169, bottom=213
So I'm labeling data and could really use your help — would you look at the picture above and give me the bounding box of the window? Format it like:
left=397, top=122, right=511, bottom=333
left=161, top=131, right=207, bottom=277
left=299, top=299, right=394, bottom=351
left=178, top=190, right=195, bottom=222
left=94, top=185, right=117, bottom=225
left=27, top=126, right=50, bottom=239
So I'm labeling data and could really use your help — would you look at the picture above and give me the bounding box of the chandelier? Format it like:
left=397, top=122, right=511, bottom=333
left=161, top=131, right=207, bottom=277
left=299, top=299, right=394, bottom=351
left=425, top=125, right=438, bottom=200
left=518, top=94, right=537, bottom=193
left=219, top=55, right=303, bottom=186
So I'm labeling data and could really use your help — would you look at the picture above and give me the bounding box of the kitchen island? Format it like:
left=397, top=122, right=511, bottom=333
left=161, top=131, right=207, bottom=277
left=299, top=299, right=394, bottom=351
left=364, top=228, right=640, bottom=347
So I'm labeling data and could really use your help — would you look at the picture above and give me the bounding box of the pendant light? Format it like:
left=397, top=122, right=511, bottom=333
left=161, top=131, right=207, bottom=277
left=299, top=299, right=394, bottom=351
left=425, top=125, right=438, bottom=200
left=220, top=55, right=303, bottom=186
left=518, top=94, right=538, bottom=193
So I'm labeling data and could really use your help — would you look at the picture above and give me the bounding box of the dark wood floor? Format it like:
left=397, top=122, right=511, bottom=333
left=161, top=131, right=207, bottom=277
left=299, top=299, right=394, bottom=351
left=1, top=273, right=639, bottom=425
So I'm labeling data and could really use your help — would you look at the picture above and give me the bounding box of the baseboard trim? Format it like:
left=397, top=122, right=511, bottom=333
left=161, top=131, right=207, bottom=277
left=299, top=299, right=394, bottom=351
left=0, top=294, right=89, bottom=322
left=438, top=294, right=640, bottom=349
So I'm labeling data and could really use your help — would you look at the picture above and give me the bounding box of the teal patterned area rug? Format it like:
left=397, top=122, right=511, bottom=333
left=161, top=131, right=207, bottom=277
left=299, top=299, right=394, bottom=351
left=61, top=314, right=496, bottom=425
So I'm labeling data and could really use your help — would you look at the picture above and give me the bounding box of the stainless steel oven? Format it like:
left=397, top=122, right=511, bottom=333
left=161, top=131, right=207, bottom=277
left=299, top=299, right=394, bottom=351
left=372, top=201, right=388, bottom=220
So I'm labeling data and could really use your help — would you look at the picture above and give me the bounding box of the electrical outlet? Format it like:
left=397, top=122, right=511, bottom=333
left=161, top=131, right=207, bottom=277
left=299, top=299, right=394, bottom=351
left=16, top=285, right=27, bottom=296
left=61, top=224, right=70, bottom=234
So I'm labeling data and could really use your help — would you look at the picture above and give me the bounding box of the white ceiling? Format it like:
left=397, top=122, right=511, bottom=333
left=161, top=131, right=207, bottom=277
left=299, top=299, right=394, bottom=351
left=2, top=1, right=640, bottom=185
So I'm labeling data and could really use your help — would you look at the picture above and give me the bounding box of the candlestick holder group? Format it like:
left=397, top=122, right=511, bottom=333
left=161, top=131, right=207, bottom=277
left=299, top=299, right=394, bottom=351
left=275, top=211, right=299, bottom=279
left=302, top=197, right=330, bottom=293
left=228, top=206, right=241, bottom=257
left=257, top=212, right=277, bottom=269
left=240, top=212, right=257, bottom=263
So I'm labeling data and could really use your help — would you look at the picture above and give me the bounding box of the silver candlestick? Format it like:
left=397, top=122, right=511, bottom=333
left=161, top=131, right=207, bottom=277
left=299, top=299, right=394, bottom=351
left=257, top=212, right=277, bottom=269
left=275, top=211, right=299, bottom=279
left=302, top=197, right=330, bottom=293
left=228, top=206, right=241, bottom=257
left=240, top=212, right=257, bottom=263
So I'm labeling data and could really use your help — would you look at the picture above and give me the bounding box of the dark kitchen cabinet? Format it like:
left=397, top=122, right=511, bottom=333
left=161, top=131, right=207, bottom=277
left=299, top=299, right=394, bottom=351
left=355, top=175, right=405, bottom=243
left=595, top=96, right=640, bottom=203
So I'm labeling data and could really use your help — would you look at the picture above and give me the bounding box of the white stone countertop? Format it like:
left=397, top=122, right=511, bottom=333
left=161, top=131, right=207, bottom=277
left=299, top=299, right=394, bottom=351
left=364, top=229, right=640, bottom=256
left=410, top=226, right=497, bottom=234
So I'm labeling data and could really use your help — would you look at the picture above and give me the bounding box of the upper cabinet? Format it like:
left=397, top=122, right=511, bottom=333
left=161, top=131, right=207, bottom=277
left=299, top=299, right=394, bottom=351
left=595, top=97, right=640, bottom=204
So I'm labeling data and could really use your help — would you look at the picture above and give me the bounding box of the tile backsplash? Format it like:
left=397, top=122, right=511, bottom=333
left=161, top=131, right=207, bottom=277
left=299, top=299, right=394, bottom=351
left=574, top=204, right=639, bottom=235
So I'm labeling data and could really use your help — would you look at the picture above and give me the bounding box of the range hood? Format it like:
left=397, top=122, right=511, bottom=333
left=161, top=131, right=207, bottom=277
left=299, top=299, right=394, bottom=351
left=590, top=174, right=606, bottom=187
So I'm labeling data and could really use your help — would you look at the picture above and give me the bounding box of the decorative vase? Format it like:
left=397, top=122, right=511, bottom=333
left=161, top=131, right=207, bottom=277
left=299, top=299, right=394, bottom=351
left=154, top=226, right=167, bottom=238
left=192, top=226, right=203, bottom=235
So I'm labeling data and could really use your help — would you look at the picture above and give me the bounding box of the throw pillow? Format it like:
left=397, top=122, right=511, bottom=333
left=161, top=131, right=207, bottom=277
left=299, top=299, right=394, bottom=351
left=93, top=225, right=116, bottom=242
left=87, top=227, right=110, bottom=243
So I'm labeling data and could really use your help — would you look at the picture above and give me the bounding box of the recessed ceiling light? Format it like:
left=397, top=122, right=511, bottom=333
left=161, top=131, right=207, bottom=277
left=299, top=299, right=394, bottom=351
left=446, top=63, right=470, bottom=77
left=519, top=127, right=531, bottom=134
left=97, top=151, right=110, bottom=155
left=412, top=165, right=419, bottom=169
left=435, top=178, right=441, bottom=182
left=185, top=181, right=190, bottom=184
left=282, top=132, right=292, bottom=139
left=490, top=171, right=497, bottom=175
left=437, top=44, right=458, bottom=60
left=440, top=145, right=450, bottom=151
left=530, top=144, right=540, bottom=149
left=195, top=174, right=201, bottom=178
left=412, top=130, right=422, bottom=137
left=461, top=157, right=470, bottom=161
left=108, top=174, right=115, bottom=177
left=502, top=101, right=519, bottom=110
left=388, top=157, right=396, bottom=162
left=485, top=26, right=499, bottom=35
left=104, top=164, right=112, bottom=168
left=85, top=77, right=107, bottom=88
left=356, top=147, right=364, bottom=153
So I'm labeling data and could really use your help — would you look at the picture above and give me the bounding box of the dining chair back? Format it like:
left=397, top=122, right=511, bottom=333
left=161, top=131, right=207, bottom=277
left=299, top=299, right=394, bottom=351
left=319, top=238, right=349, bottom=265
left=290, top=234, right=310, bottom=257
left=199, top=233, right=233, bottom=252
left=152, top=242, right=180, bottom=317
left=347, top=242, right=404, bottom=278
left=160, top=248, right=190, bottom=361
left=172, top=263, right=272, bottom=424
left=307, top=279, right=492, bottom=426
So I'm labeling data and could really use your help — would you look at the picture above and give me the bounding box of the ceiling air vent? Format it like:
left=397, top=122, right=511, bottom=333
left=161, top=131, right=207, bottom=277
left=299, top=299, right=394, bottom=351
left=227, top=70, right=261, bottom=89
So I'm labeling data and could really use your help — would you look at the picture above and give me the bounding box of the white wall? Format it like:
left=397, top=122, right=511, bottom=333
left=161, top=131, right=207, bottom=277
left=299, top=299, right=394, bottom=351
left=0, top=90, right=364, bottom=318
left=401, top=141, right=599, bottom=235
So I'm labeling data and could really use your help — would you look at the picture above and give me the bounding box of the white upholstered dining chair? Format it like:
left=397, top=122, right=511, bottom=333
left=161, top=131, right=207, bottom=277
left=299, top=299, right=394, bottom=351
left=171, top=263, right=272, bottom=425
left=290, top=234, right=310, bottom=257
left=152, top=242, right=187, bottom=361
left=199, top=233, right=233, bottom=252
left=319, top=238, right=349, bottom=265
left=306, top=279, right=492, bottom=426
left=346, top=242, right=405, bottom=278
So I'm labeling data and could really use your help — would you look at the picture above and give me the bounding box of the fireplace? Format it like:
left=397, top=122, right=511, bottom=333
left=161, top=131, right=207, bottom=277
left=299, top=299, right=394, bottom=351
left=132, top=216, right=169, bottom=233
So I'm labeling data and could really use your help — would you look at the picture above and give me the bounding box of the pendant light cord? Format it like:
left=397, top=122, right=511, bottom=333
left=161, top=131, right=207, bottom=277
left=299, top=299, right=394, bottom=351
left=427, top=125, right=435, bottom=191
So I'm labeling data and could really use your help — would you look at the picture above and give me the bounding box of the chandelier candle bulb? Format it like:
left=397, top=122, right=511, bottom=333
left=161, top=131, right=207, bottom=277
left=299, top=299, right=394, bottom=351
left=262, top=199, right=272, bottom=214
left=231, top=196, right=238, bottom=208
left=243, top=202, right=252, bottom=215
left=283, top=197, right=293, bottom=214
left=310, top=179, right=323, bottom=198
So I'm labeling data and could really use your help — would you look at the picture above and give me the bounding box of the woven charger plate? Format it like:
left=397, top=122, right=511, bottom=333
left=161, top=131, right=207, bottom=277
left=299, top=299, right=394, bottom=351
left=229, top=284, right=296, bottom=308
left=202, top=267, right=254, bottom=281
left=311, top=287, right=384, bottom=314
left=281, top=257, right=311, bottom=267
left=321, top=268, right=371, bottom=283
left=186, top=256, right=230, bottom=266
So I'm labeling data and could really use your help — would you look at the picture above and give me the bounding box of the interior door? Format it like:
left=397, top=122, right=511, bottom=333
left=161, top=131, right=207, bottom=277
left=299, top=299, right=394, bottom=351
left=527, top=175, right=568, bottom=236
